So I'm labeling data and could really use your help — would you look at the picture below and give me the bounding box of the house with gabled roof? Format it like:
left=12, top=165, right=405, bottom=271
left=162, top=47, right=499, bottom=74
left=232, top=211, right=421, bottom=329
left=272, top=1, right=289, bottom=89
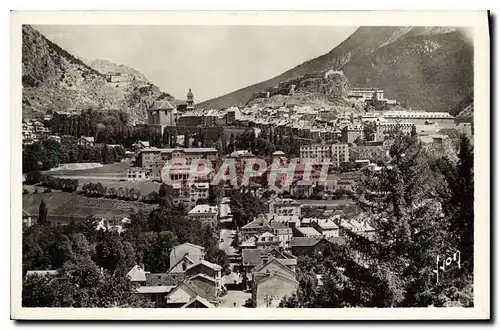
left=185, top=260, right=224, bottom=290
left=241, top=215, right=272, bottom=241
left=188, top=273, right=219, bottom=300
left=166, top=278, right=218, bottom=307
left=290, top=237, right=335, bottom=256
left=241, top=247, right=297, bottom=289
left=146, top=272, right=185, bottom=287
left=255, top=232, right=281, bottom=250
left=251, top=258, right=296, bottom=282
left=252, top=271, right=299, bottom=308
left=135, top=285, right=176, bottom=307
left=181, top=295, right=214, bottom=308
left=168, top=253, right=196, bottom=274
left=250, top=258, right=298, bottom=308
left=169, top=242, right=205, bottom=271
left=312, top=219, right=340, bottom=238
left=127, top=264, right=147, bottom=286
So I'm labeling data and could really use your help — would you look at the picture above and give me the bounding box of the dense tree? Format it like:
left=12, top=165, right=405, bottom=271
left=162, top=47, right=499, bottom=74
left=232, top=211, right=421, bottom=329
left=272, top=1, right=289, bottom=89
left=95, top=232, right=124, bottom=271
left=38, top=199, right=48, bottom=226
left=229, top=190, right=266, bottom=228
left=143, top=231, right=178, bottom=273
left=23, top=138, right=126, bottom=173
left=49, top=234, right=74, bottom=269
left=205, top=247, right=231, bottom=276
left=22, top=259, right=153, bottom=307
left=79, top=216, right=99, bottom=243
left=158, top=183, right=175, bottom=208
left=280, top=133, right=472, bottom=308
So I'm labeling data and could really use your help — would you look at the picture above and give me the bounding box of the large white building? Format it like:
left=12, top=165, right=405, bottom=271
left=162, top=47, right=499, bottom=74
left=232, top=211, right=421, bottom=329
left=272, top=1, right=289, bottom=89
left=299, top=143, right=349, bottom=166
left=188, top=204, right=218, bottom=224
left=382, top=111, right=454, bottom=121
left=268, top=197, right=302, bottom=217
left=374, top=121, right=415, bottom=141
left=348, top=87, right=384, bottom=101
left=189, top=182, right=210, bottom=202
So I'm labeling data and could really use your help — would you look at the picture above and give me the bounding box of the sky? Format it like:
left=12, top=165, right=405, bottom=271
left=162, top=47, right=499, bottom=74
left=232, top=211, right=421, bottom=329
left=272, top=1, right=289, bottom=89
left=34, top=25, right=357, bottom=102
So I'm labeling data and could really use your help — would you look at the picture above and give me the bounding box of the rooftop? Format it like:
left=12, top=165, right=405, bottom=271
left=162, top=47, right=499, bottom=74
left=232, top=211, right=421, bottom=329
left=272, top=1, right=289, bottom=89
left=188, top=204, right=218, bottom=215
left=296, top=227, right=322, bottom=237
left=127, top=264, right=147, bottom=282
left=242, top=249, right=262, bottom=266
left=136, top=285, right=175, bottom=294
left=290, top=237, right=322, bottom=247
left=186, top=260, right=222, bottom=272
left=242, top=215, right=271, bottom=230
left=149, top=100, right=175, bottom=111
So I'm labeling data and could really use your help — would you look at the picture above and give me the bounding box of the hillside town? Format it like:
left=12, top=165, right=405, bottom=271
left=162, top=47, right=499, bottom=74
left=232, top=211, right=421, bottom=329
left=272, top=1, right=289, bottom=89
left=22, top=80, right=474, bottom=309
left=20, top=21, right=476, bottom=311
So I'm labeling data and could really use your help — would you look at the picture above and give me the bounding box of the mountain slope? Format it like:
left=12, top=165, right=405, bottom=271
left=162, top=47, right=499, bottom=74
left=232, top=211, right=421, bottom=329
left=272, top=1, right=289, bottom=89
left=198, top=26, right=473, bottom=113
left=22, top=25, right=174, bottom=123
left=86, top=59, right=149, bottom=82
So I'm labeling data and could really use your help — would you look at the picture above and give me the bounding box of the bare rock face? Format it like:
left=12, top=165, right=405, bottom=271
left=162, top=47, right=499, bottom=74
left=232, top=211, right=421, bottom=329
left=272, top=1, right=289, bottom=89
left=22, top=25, right=174, bottom=123
left=322, top=71, right=349, bottom=100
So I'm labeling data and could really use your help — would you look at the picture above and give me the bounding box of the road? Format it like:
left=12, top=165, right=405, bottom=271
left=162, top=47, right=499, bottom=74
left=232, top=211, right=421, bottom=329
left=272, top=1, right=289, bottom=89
left=218, top=290, right=251, bottom=308
left=219, top=229, right=237, bottom=256
left=219, top=199, right=233, bottom=223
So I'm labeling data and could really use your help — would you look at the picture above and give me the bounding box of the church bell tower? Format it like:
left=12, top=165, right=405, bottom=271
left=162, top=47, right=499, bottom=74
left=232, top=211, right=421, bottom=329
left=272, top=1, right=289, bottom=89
left=187, top=88, right=195, bottom=110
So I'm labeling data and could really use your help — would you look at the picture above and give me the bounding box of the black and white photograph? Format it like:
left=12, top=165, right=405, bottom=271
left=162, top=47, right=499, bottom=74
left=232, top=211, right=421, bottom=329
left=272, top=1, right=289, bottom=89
left=11, top=10, right=490, bottom=320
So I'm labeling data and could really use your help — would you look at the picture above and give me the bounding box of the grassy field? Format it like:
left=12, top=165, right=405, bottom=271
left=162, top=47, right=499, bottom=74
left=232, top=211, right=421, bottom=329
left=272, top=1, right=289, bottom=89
left=77, top=180, right=161, bottom=196
left=46, top=160, right=131, bottom=177
left=23, top=191, right=157, bottom=219
left=44, top=160, right=162, bottom=195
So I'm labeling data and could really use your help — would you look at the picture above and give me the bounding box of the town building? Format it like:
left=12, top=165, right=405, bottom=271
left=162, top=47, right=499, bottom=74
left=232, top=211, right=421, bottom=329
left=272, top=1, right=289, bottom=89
left=374, top=120, right=415, bottom=141
left=187, top=204, right=218, bottom=224
left=251, top=258, right=298, bottom=308
left=348, top=87, right=384, bottom=101
left=181, top=296, right=215, bottom=308
left=127, top=167, right=149, bottom=181
left=381, top=110, right=455, bottom=124
left=165, top=278, right=219, bottom=307
left=241, top=215, right=273, bottom=241
left=48, top=135, right=61, bottom=143
left=188, top=182, right=210, bottom=202
left=299, top=143, right=349, bottom=166
left=169, top=242, right=205, bottom=270
left=127, top=264, right=147, bottom=287
left=336, top=218, right=376, bottom=239
left=146, top=100, right=178, bottom=132
left=254, top=232, right=281, bottom=250
left=136, top=147, right=218, bottom=180
left=105, top=72, right=131, bottom=83
left=349, top=145, right=386, bottom=162
left=268, top=197, right=302, bottom=217
left=185, top=260, right=223, bottom=290
left=22, top=209, right=34, bottom=228
left=269, top=221, right=293, bottom=250
left=95, top=217, right=130, bottom=234
left=341, top=124, right=364, bottom=144
left=289, top=179, right=314, bottom=198
left=311, top=219, right=340, bottom=238
left=293, top=226, right=322, bottom=238
left=78, top=136, right=95, bottom=147
left=290, top=237, right=337, bottom=256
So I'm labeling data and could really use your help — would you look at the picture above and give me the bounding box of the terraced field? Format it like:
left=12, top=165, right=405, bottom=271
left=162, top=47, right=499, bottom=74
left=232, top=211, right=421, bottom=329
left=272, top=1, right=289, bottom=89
left=22, top=191, right=157, bottom=221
